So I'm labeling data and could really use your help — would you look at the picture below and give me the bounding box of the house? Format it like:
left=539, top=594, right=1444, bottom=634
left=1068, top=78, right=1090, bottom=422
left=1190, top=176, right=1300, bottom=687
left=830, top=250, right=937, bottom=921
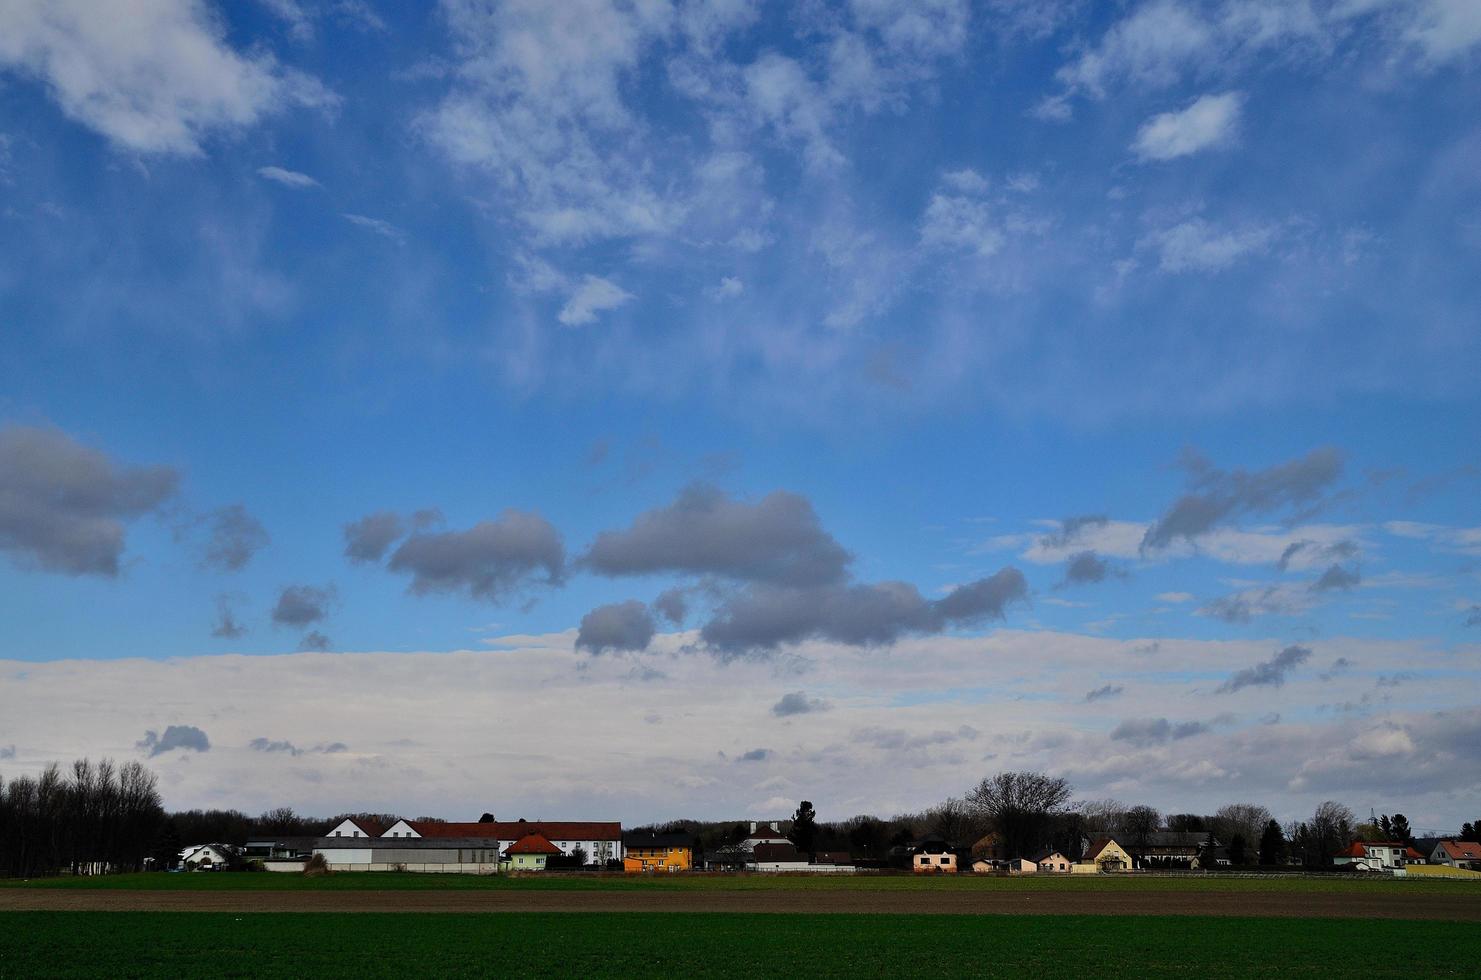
left=324, top=817, right=385, bottom=839
left=622, top=831, right=695, bottom=873
left=972, top=833, right=1007, bottom=862
left=381, top=818, right=623, bottom=865
left=1333, top=841, right=1407, bottom=872
left=738, top=821, right=791, bottom=852
left=1404, top=846, right=1427, bottom=865
left=1430, top=840, right=1481, bottom=870
left=179, top=844, right=239, bottom=871
left=912, top=835, right=957, bottom=874
left=502, top=833, right=561, bottom=871
left=1007, top=857, right=1037, bottom=874
left=1127, top=831, right=1209, bottom=868
left=1030, top=848, right=1072, bottom=873
left=1075, top=837, right=1132, bottom=873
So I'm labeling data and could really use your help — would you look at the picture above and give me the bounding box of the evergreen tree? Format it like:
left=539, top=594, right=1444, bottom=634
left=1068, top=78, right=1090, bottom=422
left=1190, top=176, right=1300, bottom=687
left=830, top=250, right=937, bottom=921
left=790, top=801, right=818, bottom=859
left=1259, top=819, right=1286, bottom=866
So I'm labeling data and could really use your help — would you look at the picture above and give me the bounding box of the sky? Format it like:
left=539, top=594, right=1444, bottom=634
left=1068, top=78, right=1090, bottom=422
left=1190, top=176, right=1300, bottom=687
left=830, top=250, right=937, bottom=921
left=1, top=0, right=1479, bottom=834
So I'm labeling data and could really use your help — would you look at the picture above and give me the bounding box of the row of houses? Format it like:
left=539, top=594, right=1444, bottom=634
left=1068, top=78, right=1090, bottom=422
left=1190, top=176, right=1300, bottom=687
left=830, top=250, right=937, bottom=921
left=186, top=813, right=1481, bottom=876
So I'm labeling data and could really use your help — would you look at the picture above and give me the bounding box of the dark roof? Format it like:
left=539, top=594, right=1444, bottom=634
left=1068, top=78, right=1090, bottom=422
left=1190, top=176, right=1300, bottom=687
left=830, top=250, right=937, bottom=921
left=1028, top=848, right=1066, bottom=863
left=812, top=851, right=853, bottom=865
left=407, top=820, right=621, bottom=841
left=1083, top=837, right=1124, bottom=861
left=752, top=843, right=802, bottom=862
left=1137, top=832, right=1210, bottom=848
left=623, top=831, right=695, bottom=849
left=326, top=817, right=386, bottom=837
left=504, top=833, right=561, bottom=856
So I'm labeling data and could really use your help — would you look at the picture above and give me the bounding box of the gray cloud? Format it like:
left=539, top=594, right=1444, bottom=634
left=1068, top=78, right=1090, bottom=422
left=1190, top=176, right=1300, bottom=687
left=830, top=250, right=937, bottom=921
left=300, top=630, right=332, bottom=651
left=200, top=504, right=269, bottom=571
left=136, top=725, right=210, bottom=758
left=652, top=587, right=688, bottom=625
left=575, top=600, right=656, bottom=654
left=699, top=567, right=1028, bottom=656
left=1466, top=606, right=1481, bottom=628
left=1319, top=657, right=1353, bottom=681
left=1199, top=585, right=1306, bottom=623
left=0, top=423, right=179, bottom=576
left=272, top=584, right=336, bottom=628
left=1040, top=514, right=1109, bottom=549
left=738, top=748, right=771, bottom=762
left=211, top=595, right=247, bottom=639
left=1143, top=447, right=1344, bottom=551
left=1277, top=538, right=1359, bottom=571
left=1056, top=550, right=1124, bottom=588
left=1217, top=645, right=1312, bottom=694
left=0, top=745, right=15, bottom=760
left=853, top=725, right=979, bottom=751
left=343, top=511, right=406, bottom=563
left=771, top=691, right=831, bottom=717
left=1109, top=716, right=1219, bottom=746
left=249, top=737, right=348, bottom=757
left=387, top=510, right=564, bottom=602
left=583, top=484, right=851, bottom=587
left=1084, top=683, right=1124, bottom=703
left=1311, top=563, right=1361, bottom=592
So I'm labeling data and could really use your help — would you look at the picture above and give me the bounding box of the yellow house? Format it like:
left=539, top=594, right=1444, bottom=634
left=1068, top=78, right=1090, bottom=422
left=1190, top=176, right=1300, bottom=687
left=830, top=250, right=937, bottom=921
left=622, top=832, right=695, bottom=872
left=1075, top=837, right=1133, bottom=873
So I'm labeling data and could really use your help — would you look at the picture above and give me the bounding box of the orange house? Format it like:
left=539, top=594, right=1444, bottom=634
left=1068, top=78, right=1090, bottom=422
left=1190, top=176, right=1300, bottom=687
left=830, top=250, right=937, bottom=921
left=622, top=832, right=695, bottom=872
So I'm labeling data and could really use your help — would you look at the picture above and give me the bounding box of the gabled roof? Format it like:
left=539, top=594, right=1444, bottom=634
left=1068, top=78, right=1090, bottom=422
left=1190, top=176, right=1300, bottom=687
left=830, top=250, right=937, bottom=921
left=327, top=817, right=386, bottom=837
left=1336, top=841, right=1370, bottom=858
left=503, top=833, right=561, bottom=856
left=1437, top=840, right=1481, bottom=860
left=1029, top=848, right=1067, bottom=863
left=1405, top=847, right=1426, bottom=860
left=1083, top=837, right=1124, bottom=862
left=405, top=820, right=622, bottom=841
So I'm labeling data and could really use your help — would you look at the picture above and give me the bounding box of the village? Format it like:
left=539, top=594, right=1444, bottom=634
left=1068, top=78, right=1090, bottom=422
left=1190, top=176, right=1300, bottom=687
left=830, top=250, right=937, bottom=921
left=168, top=811, right=1481, bottom=879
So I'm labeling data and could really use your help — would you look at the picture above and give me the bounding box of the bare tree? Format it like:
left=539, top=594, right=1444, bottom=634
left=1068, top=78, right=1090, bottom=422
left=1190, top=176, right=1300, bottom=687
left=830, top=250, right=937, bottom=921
left=1309, top=801, right=1355, bottom=865
left=1122, top=805, right=1161, bottom=851
left=964, top=771, right=1072, bottom=859
left=1213, top=803, right=1272, bottom=859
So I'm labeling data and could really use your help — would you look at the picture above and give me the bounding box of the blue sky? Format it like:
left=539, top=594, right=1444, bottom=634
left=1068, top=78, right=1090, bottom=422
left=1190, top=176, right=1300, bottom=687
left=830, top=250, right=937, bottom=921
left=1, top=0, right=1479, bottom=830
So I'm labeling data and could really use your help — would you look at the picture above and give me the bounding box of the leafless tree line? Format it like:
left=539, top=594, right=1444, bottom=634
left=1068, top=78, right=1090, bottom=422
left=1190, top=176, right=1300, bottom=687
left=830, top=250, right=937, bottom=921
left=0, top=759, right=163, bottom=877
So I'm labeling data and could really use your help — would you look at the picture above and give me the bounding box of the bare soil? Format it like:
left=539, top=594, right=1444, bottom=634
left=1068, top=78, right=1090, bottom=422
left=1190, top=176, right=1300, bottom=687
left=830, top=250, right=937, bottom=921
left=3, top=888, right=1478, bottom=919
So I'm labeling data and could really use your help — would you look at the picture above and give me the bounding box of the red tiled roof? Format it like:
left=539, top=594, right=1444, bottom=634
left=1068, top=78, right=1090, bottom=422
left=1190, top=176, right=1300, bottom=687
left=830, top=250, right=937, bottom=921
left=1336, top=841, right=1368, bottom=858
left=404, top=820, right=621, bottom=840
left=1439, top=840, right=1481, bottom=860
left=503, top=833, right=560, bottom=856
left=1405, top=847, right=1425, bottom=860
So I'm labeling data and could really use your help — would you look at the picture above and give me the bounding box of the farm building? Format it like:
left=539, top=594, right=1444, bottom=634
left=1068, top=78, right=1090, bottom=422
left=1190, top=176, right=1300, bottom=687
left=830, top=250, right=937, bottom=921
left=622, top=831, right=696, bottom=872
left=381, top=818, right=623, bottom=865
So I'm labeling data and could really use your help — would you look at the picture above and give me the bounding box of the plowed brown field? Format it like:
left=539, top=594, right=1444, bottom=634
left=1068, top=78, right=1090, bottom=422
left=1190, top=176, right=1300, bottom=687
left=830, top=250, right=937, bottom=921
left=3, top=887, right=1478, bottom=919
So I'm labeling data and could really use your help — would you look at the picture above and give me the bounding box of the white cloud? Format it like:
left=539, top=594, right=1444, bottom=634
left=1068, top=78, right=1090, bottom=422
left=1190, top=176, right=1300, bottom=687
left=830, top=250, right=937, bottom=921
left=0, top=0, right=335, bottom=155
left=711, top=276, right=744, bottom=300
left=0, top=629, right=1474, bottom=826
left=257, top=165, right=320, bottom=189
left=920, top=194, right=1004, bottom=256
left=341, top=213, right=402, bottom=241
left=558, top=275, right=635, bottom=326
left=1156, top=591, right=1195, bottom=603
left=1132, top=91, right=1244, bottom=161
left=1144, top=217, right=1279, bottom=272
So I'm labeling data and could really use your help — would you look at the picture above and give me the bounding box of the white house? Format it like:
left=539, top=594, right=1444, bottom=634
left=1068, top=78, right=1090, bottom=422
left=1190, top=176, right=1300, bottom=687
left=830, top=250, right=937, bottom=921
left=1333, top=841, right=1407, bottom=872
left=179, top=844, right=238, bottom=870
left=737, top=821, right=791, bottom=853
left=378, top=819, right=623, bottom=865
left=1430, top=840, right=1481, bottom=870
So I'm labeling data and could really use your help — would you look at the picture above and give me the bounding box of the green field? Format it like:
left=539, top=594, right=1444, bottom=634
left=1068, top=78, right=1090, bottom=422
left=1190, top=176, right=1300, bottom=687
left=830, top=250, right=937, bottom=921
left=3, top=870, right=1477, bottom=894
left=0, top=912, right=1469, bottom=978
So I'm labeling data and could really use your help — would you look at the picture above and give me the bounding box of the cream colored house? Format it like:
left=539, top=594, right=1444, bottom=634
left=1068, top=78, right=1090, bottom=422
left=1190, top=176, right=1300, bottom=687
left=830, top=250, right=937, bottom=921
left=1075, top=837, right=1132, bottom=873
